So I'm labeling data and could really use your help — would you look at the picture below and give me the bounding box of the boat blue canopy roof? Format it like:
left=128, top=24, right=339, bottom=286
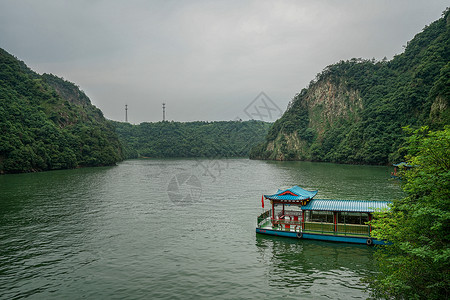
left=301, top=199, right=392, bottom=213
left=264, top=186, right=318, bottom=201
left=393, top=162, right=412, bottom=167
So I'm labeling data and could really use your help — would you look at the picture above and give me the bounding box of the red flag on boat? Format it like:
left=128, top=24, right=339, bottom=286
left=261, top=194, right=264, bottom=208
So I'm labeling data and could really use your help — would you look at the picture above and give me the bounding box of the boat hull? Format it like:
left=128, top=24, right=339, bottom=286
left=256, top=227, right=385, bottom=245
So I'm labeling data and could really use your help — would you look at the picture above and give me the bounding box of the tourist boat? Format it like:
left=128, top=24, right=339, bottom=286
left=256, top=186, right=391, bottom=245
left=391, top=162, right=412, bottom=179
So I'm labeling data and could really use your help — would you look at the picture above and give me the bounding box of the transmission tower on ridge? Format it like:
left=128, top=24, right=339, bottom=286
left=125, top=104, right=128, bottom=122
left=162, top=103, right=166, bottom=121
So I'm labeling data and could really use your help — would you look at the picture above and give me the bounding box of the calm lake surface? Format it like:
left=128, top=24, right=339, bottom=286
left=0, top=159, right=403, bottom=299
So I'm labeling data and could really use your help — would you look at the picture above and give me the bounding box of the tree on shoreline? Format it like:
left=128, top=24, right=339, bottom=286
left=368, top=126, right=450, bottom=299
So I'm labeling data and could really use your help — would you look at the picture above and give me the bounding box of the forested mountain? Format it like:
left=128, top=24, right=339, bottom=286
left=111, top=120, right=271, bottom=159
left=250, top=9, right=450, bottom=165
left=0, top=48, right=124, bottom=174
left=3, top=10, right=448, bottom=172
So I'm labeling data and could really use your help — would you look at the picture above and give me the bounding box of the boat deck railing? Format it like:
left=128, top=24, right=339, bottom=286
left=257, top=210, right=272, bottom=227
left=278, top=210, right=302, bottom=218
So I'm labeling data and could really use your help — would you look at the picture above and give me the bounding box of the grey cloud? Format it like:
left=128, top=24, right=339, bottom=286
left=0, top=0, right=448, bottom=123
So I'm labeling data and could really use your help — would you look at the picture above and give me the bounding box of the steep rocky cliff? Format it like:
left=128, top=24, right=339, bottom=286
left=251, top=9, right=450, bottom=165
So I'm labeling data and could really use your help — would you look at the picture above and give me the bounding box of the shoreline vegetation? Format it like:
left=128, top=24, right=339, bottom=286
left=368, top=126, right=449, bottom=299
left=0, top=48, right=270, bottom=175
left=0, top=49, right=123, bottom=174
left=110, top=120, right=271, bottom=160
left=250, top=9, right=449, bottom=166
left=1, top=10, right=448, bottom=175
left=1, top=8, right=448, bottom=299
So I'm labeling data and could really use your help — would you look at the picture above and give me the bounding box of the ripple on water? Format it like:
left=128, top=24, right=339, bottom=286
left=0, top=159, right=399, bottom=299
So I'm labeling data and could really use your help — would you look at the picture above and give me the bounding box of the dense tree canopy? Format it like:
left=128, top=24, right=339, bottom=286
left=368, top=126, right=450, bottom=299
left=251, top=9, right=450, bottom=165
left=0, top=48, right=123, bottom=173
left=111, top=120, right=271, bottom=159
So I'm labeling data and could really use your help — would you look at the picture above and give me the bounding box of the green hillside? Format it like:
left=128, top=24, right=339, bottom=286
left=111, top=120, right=271, bottom=159
left=0, top=48, right=124, bottom=173
left=250, top=9, right=450, bottom=164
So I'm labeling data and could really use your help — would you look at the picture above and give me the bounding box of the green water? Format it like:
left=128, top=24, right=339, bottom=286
left=0, top=159, right=402, bottom=299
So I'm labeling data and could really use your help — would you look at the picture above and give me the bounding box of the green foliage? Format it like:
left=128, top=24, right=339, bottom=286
left=251, top=9, right=450, bottom=164
left=0, top=48, right=123, bottom=174
left=111, top=120, right=271, bottom=159
left=368, top=126, right=450, bottom=299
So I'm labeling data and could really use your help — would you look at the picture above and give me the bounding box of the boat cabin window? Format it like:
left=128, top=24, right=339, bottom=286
left=305, top=211, right=333, bottom=223
left=337, top=212, right=369, bottom=225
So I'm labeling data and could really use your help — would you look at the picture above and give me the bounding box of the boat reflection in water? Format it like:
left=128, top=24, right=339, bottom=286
left=255, top=234, right=375, bottom=298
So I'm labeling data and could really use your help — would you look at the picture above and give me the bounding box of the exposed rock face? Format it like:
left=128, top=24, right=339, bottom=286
left=251, top=10, right=450, bottom=165
left=305, top=79, right=363, bottom=134
left=259, top=78, right=363, bottom=161
left=42, top=73, right=92, bottom=107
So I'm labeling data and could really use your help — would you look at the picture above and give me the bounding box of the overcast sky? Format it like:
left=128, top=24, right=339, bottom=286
left=0, top=1, right=448, bottom=123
